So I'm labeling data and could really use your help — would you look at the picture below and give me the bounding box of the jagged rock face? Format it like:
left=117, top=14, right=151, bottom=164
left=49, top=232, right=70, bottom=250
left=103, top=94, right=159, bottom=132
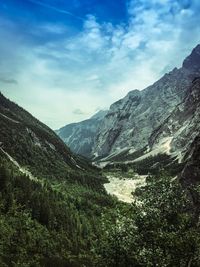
left=92, top=44, right=200, bottom=159
left=183, top=44, right=200, bottom=72
left=149, top=77, right=200, bottom=161
left=56, top=110, right=107, bottom=158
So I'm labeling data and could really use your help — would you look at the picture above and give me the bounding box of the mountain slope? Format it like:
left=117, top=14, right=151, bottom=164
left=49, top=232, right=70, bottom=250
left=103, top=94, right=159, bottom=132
left=92, top=44, right=200, bottom=162
left=0, top=92, right=104, bottom=187
left=56, top=110, right=107, bottom=158
left=0, top=92, right=114, bottom=267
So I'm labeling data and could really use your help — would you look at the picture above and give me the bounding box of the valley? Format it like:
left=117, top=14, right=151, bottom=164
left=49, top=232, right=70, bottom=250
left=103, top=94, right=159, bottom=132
left=0, top=44, right=200, bottom=266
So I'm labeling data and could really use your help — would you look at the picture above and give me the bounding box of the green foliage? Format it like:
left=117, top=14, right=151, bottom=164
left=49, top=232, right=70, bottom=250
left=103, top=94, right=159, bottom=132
left=103, top=146, right=147, bottom=162
left=0, top=92, right=100, bottom=186
left=105, top=153, right=184, bottom=176
left=96, top=173, right=200, bottom=267
left=0, top=156, right=115, bottom=267
left=1, top=154, right=200, bottom=266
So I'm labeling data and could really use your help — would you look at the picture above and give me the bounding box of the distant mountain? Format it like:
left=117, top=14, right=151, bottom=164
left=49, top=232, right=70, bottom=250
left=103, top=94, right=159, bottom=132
left=92, top=44, right=200, bottom=164
left=56, top=110, right=107, bottom=158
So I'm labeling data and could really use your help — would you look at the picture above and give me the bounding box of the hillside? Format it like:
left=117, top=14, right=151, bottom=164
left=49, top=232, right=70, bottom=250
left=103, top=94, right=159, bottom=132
left=0, top=92, right=113, bottom=266
left=0, top=92, right=104, bottom=185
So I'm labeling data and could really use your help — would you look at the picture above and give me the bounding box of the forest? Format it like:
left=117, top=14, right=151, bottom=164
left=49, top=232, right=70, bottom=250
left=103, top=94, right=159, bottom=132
left=1, top=150, right=200, bottom=267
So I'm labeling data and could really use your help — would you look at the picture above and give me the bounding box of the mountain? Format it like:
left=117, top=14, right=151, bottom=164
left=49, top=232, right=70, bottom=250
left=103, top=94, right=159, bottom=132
left=92, top=44, right=200, bottom=163
left=0, top=92, right=103, bottom=182
left=0, top=92, right=114, bottom=266
left=56, top=110, right=107, bottom=158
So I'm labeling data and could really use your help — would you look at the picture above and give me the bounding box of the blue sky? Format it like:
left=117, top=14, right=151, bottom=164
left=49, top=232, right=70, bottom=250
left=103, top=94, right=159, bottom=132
left=0, top=0, right=200, bottom=129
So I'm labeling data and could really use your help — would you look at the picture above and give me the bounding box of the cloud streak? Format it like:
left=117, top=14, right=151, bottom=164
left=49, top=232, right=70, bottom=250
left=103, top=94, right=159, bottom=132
left=27, top=0, right=84, bottom=21
left=0, top=77, right=18, bottom=84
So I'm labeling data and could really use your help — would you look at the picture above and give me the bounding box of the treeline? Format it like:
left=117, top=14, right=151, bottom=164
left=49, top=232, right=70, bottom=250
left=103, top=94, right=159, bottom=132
left=105, top=153, right=184, bottom=176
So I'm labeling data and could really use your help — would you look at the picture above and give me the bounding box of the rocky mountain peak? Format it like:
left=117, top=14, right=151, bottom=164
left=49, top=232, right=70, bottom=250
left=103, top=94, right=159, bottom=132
left=126, top=89, right=141, bottom=97
left=90, top=110, right=108, bottom=120
left=182, top=44, right=200, bottom=71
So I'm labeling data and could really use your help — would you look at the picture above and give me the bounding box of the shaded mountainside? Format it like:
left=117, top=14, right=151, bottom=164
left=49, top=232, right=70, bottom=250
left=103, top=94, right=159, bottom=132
left=0, top=92, right=115, bottom=267
left=179, top=134, right=200, bottom=222
left=56, top=110, right=107, bottom=158
left=92, top=44, right=200, bottom=163
left=0, top=92, right=105, bottom=187
left=180, top=135, right=200, bottom=188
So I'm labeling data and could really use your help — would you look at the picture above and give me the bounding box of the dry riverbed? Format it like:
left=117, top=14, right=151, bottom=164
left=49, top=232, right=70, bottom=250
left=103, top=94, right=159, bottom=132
left=104, top=173, right=146, bottom=203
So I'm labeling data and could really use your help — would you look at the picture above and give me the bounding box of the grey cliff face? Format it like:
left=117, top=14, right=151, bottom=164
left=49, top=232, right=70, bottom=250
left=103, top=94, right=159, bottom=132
left=149, top=77, right=200, bottom=161
left=56, top=110, right=107, bottom=158
left=92, top=45, right=200, bottom=160
left=57, top=45, right=200, bottom=164
left=183, top=44, right=200, bottom=72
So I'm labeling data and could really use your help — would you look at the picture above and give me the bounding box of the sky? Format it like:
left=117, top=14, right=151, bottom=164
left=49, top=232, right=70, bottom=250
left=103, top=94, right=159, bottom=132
left=0, top=0, right=200, bottom=129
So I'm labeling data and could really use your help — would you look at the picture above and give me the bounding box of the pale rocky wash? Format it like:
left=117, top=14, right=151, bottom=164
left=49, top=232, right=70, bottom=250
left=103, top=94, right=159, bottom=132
left=104, top=174, right=146, bottom=203
left=0, top=113, right=20, bottom=124
left=0, top=147, right=39, bottom=183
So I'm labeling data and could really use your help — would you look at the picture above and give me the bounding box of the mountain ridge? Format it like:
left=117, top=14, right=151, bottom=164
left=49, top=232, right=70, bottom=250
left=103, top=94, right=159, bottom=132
left=91, top=44, right=200, bottom=163
left=57, top=44, right=200, bottom=165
